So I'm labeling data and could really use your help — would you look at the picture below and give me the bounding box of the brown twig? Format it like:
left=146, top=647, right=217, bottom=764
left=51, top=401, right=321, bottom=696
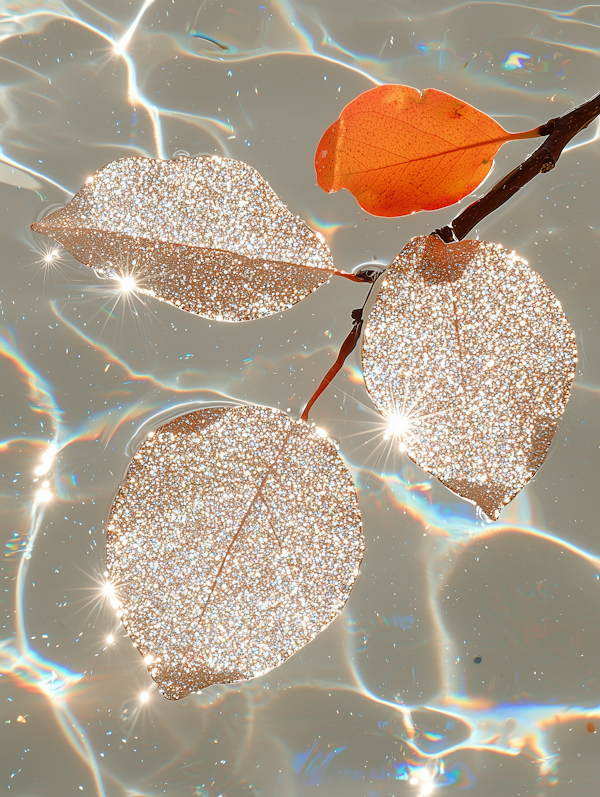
left=300, top=273, right=382, bottom=422
left=433, top=89, right=600, bottom=242
left=300, top=310, right=364, bottom=423
left=302, top=90, right=600, bottom=421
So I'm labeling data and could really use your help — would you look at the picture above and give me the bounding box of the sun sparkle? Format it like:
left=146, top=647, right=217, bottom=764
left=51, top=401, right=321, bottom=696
left=117, top=275, right=137, bottom=293
left=102, top=580, right=121, bottom=610
left=43, top=249, right=60, bottom=264
left=34, top=444, right=57, bottom=476
left=113, top=0, right=155, bottom=55
left=385, top=413, right=411, bottom=437
left=383, top=412, right=413, bottom=451
left=33, top=242, right=66, bottom=274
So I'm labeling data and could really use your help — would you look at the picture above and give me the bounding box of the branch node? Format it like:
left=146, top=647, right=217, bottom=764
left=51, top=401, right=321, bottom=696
left=538, top=119, right=557, bottom=136
left=440, top=89, right=600, bottom=240
left=432, top=226, right=457, bottom=243
left=352, top=262, right=386, bottom=282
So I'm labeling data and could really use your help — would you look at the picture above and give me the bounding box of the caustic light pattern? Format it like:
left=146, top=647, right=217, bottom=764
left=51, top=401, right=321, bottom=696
left=106, top=406, right=363, bottom=699
left=32, top=156, right=339, bottom=321
left=362, top=235, right=577, bottom=519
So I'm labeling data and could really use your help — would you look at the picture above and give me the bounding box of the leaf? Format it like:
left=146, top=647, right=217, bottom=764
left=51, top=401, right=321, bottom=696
left=315, top=84, right=541, bottom=217
left=106, top=406, right=363, bottom=699
left=32, top=156, right=342, bottom=321
left=362, top=235, right=577, bottom=519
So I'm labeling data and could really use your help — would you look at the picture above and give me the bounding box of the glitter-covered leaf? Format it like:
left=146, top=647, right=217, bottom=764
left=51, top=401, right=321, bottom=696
left=106, top=406, right=363, bottom=699
left=315, top=84, right=541, bottom=217
left=362, top=235, right=577, bottom=519
left=32, top=156, right=341, bottom=321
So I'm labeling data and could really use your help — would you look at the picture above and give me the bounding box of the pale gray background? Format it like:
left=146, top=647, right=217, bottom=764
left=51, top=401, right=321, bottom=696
left=1, top=1, right=599, bottom=795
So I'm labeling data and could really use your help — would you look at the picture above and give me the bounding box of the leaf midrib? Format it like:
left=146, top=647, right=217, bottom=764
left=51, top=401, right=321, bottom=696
left=334, top=133, right=510, bottom=179
left=442, top=246, right=493, bottom=489
left=197, top=427, right=293, bottom=624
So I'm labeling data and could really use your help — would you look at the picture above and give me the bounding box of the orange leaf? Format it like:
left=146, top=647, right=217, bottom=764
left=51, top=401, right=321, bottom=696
left=315, top=84, right=541, bottom=217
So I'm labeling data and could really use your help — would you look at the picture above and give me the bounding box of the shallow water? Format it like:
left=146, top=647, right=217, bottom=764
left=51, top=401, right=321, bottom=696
left=1, top=1, right=600, bottom=794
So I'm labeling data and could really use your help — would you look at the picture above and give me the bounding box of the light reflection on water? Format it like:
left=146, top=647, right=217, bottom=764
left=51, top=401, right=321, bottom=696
left=1, top=0, right=600, bottom=794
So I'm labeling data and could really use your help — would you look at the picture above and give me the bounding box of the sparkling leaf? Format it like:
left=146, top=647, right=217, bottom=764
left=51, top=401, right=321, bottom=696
left=362, top=235, right=577, bottom=519
left=106, top=406, right=363, bottom=699
left=32, top=156, right=341, bottom=321
left=315, top=84, right=541, bottom=217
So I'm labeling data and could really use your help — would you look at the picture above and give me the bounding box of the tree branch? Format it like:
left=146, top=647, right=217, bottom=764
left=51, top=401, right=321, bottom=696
left=303, top=91, right=600, bottom=421
left=433, top=89, right=600, bottom=243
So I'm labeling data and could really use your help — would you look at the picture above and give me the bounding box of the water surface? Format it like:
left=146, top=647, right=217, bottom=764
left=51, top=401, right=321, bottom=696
left=1, top=1, right=600, bottom=795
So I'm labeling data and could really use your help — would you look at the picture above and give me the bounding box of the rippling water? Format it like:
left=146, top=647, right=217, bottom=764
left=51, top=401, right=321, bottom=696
left=1, top=1, right=600, bottom=794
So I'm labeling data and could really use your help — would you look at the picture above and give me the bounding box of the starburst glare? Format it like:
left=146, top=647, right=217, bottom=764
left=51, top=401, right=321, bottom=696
left=381, top=386, right=445, bottom=454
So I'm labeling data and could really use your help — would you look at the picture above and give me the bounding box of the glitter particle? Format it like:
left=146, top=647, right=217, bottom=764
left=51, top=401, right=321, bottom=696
left=106, top=406, right=363, bottom=699
left=362, top=235, right=577, bottom=519
left=32, top=157, right=339, bottom=321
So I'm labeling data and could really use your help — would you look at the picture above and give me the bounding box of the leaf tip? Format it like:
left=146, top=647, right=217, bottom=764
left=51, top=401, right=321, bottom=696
left=31, top=210, right=60, bottom=236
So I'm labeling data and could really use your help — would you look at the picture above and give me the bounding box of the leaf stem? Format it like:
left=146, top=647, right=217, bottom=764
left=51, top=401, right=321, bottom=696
left=433, top=89, right=600, bottom=243
left=507, top=125, right=545, bottom=141
left=300, top=276, right=381, bottom=422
